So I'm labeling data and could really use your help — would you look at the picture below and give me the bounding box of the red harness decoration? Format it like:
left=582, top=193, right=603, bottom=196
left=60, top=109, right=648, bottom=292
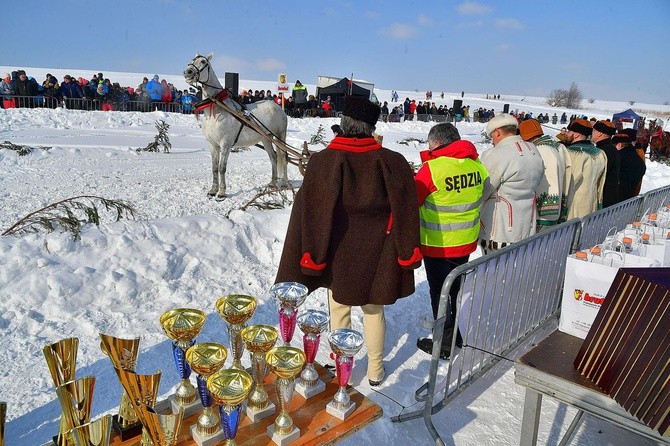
left=194, top=90, right=229, bottom=120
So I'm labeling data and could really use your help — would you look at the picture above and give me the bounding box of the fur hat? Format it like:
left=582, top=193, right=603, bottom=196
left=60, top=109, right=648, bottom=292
left=518, top=119, right=544, bottom=141
left=621, top=128, right=637, bottom=141
left=485, top=113, right=518, bottom=135
left=567, top=118, right=593, bottom=136
left=593, top=120, right=616, bottom=136
left=342, top=96, right=381, bottom=127
left=612, top=133, right=632, bottom=145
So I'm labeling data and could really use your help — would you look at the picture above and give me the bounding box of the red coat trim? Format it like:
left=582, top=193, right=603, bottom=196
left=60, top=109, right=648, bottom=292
left=398, top=247, right=423, bottom=267
left=300, top=252, right=326, bottom=271
left=327, top=137, right=382, bottom=153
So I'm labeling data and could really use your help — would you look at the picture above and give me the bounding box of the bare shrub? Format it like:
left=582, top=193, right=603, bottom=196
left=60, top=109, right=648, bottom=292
left=547, top=81, right=583, bottom=109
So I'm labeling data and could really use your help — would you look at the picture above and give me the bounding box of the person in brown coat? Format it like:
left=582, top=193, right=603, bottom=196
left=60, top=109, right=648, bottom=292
left=275, top=96, right=422, bottom=386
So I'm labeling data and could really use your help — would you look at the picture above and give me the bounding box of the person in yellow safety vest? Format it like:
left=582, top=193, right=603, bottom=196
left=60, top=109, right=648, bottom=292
left=415, top=123, right=489, bottom=360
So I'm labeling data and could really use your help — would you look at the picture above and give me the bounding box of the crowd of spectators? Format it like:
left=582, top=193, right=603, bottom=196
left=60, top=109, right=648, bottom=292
left=1, top=69, right=202, bottom=112
left=0, top=69, right=581, bottom=132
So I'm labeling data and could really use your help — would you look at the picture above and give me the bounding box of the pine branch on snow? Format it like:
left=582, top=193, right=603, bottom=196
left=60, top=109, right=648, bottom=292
left=2, top=195, right=136, bottom=239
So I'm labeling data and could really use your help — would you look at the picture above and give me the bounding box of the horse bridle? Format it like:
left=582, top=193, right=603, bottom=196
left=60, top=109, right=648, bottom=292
left=187, top=55, right=219, bottom=90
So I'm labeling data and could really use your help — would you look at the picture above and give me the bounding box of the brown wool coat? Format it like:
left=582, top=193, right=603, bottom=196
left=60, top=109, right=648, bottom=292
left=275, top=137, right=422, bottom=307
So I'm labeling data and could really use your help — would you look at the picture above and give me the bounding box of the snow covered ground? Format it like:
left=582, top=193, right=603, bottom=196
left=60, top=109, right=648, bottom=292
left=1, top=68, right=669, bottom=445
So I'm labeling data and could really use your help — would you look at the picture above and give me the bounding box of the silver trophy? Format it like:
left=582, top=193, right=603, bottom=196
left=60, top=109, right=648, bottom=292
left=295, top=310, right=330, bottom=399
left=326, top=329, right=364, bottom=420
left=270, top=282, right=308, bottom=346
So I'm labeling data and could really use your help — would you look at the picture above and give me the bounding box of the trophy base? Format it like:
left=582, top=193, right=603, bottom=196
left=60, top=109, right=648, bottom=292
left=112, top=414, right=143, bottom=440
left=326, top=400, right=357, bottom=420
left=267, top=424, right=300, bottom=446
left=246, top=400, right=276, bottom=422
left=190, top=423, right=225, bottom=446
left=295, top=379, right=326, bottom=399
left=169, top=395, right=203, bottom=417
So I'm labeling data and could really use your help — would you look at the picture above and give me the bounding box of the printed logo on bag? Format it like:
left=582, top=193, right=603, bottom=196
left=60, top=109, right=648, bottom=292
left=574, top=289, right=605, bottom=306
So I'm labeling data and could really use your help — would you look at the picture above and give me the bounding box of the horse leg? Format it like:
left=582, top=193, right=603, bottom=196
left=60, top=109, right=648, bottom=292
left=216, top=145, right=232, bottom=199
left=263, top=138, right=288, bottom=189
left=275, top=130, right=289, bottom=187
left=208, top=143, right=220, bottom=197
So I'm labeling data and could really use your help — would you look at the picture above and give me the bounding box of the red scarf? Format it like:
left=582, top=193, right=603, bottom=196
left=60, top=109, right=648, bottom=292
left=327, top=136, right=382, bottom=153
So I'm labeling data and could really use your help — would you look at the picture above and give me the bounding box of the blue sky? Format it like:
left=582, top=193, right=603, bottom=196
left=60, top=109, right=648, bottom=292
left=3, top=0, right=669, bottom=103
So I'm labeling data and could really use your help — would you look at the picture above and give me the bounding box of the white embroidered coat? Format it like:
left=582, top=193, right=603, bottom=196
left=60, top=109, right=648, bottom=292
left=479, top=135, right=545, bottom=244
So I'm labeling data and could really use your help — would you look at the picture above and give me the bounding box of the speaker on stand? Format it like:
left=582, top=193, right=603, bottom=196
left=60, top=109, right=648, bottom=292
left=225, top=72, right=239, bottom=99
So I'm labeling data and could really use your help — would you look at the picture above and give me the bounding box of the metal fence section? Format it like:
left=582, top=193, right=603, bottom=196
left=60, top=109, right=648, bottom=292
left=2, top=95, right=190, bottom=114
left=640, top=184, right=670, bottom=216
left=392, top=219, right=581, bottom=446
left=575, top=196, right=643, bottom=251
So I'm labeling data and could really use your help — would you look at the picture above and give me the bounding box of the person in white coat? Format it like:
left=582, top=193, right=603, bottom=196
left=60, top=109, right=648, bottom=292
left=479, top=114, right=545, bottom=254
left=518, top=118, right=572, bottom=231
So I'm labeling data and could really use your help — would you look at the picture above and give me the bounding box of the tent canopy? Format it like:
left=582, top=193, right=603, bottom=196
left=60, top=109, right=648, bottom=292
left=316, top=77, right=371, bottom=112
left=612, top=108, right=644, bottom=129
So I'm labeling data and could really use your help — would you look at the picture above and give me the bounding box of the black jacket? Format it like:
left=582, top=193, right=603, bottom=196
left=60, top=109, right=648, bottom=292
left=596, top=138, right=620, bottom=207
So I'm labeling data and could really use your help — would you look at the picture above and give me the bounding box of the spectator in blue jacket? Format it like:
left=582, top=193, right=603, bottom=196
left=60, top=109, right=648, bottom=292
left=146, top=74, right=163, bottom=102
left=60, top=75, right=83, bottom=108
left=181, top=90, right=196, bottom=114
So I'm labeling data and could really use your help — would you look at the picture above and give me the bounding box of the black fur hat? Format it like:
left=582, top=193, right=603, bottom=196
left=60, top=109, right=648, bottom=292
left=342, top=96, right=381, bottom=127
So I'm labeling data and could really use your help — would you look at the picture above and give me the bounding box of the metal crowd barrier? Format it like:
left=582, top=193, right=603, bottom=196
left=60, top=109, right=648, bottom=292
left=392, top=219, right=581, bottom=445
left=639, top=184, right=670, bottom=216
left=2, top=95, right=189, bottom=114
left=575, top=196, right=644, bottom=251
left=576, top=184, right=670, bottom=251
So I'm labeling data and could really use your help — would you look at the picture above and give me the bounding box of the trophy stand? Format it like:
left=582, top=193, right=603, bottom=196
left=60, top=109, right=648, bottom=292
left=241, top=325, right=279, bottom=422
left=160, top=308, right=207, bottom=418
left=326, top=329, right=364, bottom=420
left=185, top=343, right=228, bottom=446
left=295, top=310, right=330, bottom=399
left=270, top=282, right=308, bottom=346
left=266, top=346, right=306, bottom=446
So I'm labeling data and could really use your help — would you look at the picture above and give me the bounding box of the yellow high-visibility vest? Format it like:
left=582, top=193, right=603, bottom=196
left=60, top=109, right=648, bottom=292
left=420, top=157, right=488, bottom=253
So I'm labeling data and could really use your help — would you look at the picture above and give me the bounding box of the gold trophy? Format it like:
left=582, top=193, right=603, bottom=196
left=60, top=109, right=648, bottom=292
left=99, top=333, right=142, bottom=440
left=115, top=369, right=162, bottom=444
left=215, top=295, right=257, bottom=370
left=136, top=405, right=183, bottom=446
left=295, top=310, right=330, bottom=399
left=270, top=282, right=308, bottom=346
left=160, top=308, right=206, bottom=416
left=69, top=414, right=112, bottom=446
left=185, top=343, right=228, bottom=446
left=326, top=329, right=364, bottom=420
left=265, top=346, right=306, bottom=445
left=1, top=401, right=6, bottom=446
left=55, top=376, right=96, bottom=446
left=207, top=368, right=253, bottom=446
left=43, top=337, right=79, bottom=446
left=241, top=325, right=279, bottom=422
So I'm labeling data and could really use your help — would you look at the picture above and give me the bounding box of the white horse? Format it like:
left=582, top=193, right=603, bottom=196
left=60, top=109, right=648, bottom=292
left=183, top=53, right=288, bottom=199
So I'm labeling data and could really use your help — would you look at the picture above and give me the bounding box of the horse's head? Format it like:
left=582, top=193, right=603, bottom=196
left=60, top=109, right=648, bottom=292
left=183, top=52, right=214, bottom=86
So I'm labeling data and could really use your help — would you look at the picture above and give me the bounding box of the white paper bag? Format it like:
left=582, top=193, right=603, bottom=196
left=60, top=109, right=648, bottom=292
left=558, top=252, right=660, bottom=339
